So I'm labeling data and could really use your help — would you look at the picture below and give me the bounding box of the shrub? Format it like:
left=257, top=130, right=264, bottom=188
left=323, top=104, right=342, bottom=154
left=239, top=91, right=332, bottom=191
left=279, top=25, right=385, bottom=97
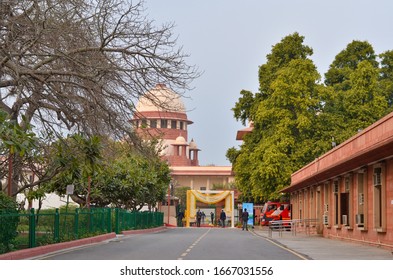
left=0, top=192, right=19, bottom=253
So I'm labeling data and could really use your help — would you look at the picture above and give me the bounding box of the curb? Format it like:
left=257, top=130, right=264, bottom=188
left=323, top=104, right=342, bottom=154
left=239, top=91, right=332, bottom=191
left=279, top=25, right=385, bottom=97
left=0, top=232, right=116, bottom=260
left=250, top=229, right=311, bottom=260
left=0, top=226, right=168, bottom=260
left=121, top=226, right=168, bottom=235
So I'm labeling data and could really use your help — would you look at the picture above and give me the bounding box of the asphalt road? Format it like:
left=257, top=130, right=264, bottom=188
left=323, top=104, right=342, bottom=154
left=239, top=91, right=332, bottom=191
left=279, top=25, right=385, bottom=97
left=38, top=227, right=304, bottom=260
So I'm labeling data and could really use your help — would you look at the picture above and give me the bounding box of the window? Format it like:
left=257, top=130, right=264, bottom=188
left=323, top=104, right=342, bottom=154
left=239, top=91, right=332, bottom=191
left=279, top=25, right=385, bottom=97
left=356, top=170, right=366, bottom=228
left=160, top=119, right=168, bottom=129
left=141, top=119, right=147, bottom=128
left=310, top=188, right=314, bottom=219
left=333, top=180, right=339, bottom=225
left=298, top=192, right=303, bottom=219
left=150, top=119, right=157, bottom=128
left=180, top=121, right=184, bottom=130
left=323, top=182, right=330, bottom=226
left=171, top=120, right=177, bottom=129
left=373, top=165, right=385, bottom=231
left=340, top=176, right=351, bottom=226
left=268, top=205, right=277, bottom=211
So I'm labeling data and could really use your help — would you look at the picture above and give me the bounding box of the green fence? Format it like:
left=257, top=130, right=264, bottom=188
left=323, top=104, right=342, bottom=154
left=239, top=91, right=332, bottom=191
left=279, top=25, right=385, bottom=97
left=0, top=208, right=164, bottom=254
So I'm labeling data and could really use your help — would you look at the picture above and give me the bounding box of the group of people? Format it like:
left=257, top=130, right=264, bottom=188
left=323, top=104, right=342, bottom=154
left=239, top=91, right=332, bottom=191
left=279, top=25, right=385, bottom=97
left=195, top=209, right=228, bottom=227
left=181, top=208, right=249, bottom=229
left=196, top=210, right=206, bottom=227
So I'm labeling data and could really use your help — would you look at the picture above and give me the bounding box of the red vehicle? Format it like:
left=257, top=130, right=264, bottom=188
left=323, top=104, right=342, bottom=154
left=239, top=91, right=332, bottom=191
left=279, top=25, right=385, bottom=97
left=260, top=202, right=291, bottom=226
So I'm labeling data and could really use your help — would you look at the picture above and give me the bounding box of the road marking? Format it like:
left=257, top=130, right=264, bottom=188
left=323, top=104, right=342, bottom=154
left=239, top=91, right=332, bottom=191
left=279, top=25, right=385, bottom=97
left=178, top=228, right=211, bottom=259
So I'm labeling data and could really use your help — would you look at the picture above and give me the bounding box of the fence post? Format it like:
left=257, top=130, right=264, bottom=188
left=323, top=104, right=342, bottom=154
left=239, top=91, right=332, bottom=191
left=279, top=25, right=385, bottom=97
left=74, top=208, right=79, bottom=239
left=133, top=211, right=137, bottom=229
left=107, top=208, right=112, bottom=233
left=54, top=208, right=60, bottom=243
left=153, top=212, right=157, bottom=227
left=115, top=208, right=120, bottom=234
left=89, top=208, right=94, bottom=233
left=28, top=208, right=36, bottom=248
left=101, top=208, right=105, bottom=232
left=143, top=211, right=147, bottom=228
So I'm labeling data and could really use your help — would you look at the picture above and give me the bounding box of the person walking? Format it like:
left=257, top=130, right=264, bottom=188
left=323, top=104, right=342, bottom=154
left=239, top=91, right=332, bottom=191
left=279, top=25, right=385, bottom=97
left=220, top=209, right=226, bottom=228
left=242, top=208, right=249, bottom=231
left=210, top=212, right=214, bottom=225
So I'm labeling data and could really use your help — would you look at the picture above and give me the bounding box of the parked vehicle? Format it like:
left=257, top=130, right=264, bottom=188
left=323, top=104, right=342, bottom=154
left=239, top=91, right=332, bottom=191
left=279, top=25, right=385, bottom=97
left=260, top=202, right=291, bottom=226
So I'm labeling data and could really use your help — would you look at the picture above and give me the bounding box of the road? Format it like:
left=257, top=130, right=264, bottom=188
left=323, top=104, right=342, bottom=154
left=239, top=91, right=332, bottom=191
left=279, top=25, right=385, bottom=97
left=38, top=227, right=305, bottom=260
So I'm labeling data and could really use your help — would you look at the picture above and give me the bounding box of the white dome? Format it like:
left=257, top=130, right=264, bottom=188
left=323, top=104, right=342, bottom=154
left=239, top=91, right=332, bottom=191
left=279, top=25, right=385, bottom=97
left=175, top=135, right=187, bottom=145
left=189, top=139, right=198, bottom=150
left=136, top=84, right=185, bottom=113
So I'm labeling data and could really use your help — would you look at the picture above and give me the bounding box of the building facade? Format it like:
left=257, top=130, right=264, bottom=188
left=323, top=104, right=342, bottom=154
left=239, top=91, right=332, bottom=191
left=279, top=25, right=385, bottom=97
left=132, top=84, right=235, bottom=225
left=283, top=111, right=393, bottom=249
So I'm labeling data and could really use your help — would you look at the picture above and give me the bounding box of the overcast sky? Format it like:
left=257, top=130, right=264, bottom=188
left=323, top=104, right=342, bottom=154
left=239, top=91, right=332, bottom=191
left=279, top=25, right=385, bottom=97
left=143, top=0, right=393, bottom=166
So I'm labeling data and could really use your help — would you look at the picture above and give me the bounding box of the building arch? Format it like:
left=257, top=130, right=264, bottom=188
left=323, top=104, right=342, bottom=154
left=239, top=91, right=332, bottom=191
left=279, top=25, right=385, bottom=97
left=186, top=190, right=235, bottom=227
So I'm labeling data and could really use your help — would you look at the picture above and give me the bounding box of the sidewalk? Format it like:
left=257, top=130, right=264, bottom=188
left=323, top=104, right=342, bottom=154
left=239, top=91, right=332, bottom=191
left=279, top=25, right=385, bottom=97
left=252, top=226, right=393, bottom=260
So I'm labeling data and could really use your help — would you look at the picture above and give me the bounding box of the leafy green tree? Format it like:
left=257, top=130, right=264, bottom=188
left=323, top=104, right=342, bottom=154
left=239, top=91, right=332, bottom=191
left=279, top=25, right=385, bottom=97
left=230, top=36, right=393, bottom=203
left=322, top=41, right=391, bottom=145
left=97, top=151, right=171, bottom=210
left=324, top=40, right=378, bottom=90
left=379, top=50, right=393, bottom=106
left=73, top=134, right=103, bottom=207
left=43, top=134, right=104, bottom=207
left=44, top=136, right=171, bottom=210
left=344, top=61, right=387, bottom=130
left=233, top=32, right=314, bottom=126
left=230, top=33, right=322, bottom=201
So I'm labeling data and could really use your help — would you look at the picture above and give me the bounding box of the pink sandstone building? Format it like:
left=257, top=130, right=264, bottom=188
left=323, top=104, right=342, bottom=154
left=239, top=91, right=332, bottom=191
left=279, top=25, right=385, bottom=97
left=282, top=112, right=393, bottom=249
left=132, top=84, right=234, bottom=225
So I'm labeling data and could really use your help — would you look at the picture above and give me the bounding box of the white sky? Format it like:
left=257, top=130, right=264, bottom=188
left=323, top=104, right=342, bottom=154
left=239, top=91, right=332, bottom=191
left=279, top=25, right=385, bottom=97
left=144, top=0, right=393, bottom=166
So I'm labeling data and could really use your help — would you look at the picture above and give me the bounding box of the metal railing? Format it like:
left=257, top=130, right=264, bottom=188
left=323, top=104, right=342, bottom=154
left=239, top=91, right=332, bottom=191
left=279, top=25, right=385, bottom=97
left=0, top=208, right=164, bottom=254
left=268, top=218, right=319, bottom=237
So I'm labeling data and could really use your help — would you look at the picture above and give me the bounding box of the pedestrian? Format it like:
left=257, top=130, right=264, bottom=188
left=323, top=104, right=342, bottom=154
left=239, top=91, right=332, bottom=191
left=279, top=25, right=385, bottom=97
left=196, top=209, right=202, bottom=227
left=220, top=209, right=226, bottom=228
left=201, top=211, right=206, bottom=224
left=177, top=211, right=184, bottom=227
left=210, top=212, right=214, bottom=225
left=242, top=209, right=249, bottom=231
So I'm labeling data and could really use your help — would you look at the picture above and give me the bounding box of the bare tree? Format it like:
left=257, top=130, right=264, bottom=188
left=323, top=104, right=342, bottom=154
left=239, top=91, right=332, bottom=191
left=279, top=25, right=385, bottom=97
left=0, top=0, right=199, bottom=195
left=1, top=0, right=198, bottom=136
